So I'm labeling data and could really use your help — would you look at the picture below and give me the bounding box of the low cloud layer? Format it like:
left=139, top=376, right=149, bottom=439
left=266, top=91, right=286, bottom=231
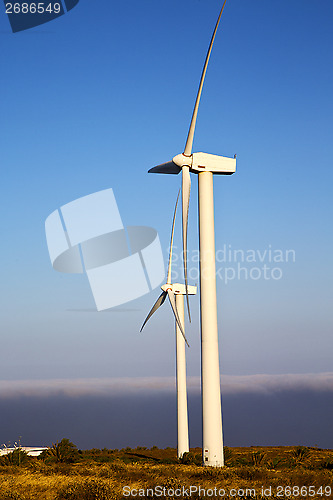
left=1, top=372, right=333, bottom=399
left=1, top=388, right=332, bottom=450
left=1, top=374, right=332, bottom=451
left=221, top=372, right=333, bottom=394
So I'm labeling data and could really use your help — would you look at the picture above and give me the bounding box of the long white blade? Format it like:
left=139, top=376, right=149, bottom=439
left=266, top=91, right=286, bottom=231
left=183, top=0, right=228, bottom=156
left=167, top=289, right=189, bottom=347
left=140, top=291, right=167, bottom=332
left=167, top=190, right=180, bottom=285
left=182, top=166, right=191, bottom=322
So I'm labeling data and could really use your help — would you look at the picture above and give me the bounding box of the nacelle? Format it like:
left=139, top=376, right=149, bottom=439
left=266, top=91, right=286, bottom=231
left=172, top=152, right=236, bottom=175
left=161, top=283, right=197, bottom=295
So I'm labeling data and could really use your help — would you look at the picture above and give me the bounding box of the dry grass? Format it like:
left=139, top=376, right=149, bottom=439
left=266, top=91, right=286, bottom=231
left=0, top=446, right=332, bottom=499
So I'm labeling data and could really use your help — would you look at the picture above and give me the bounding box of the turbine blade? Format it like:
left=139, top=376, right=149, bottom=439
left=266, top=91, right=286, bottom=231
left=167, top=189, right=180, bottom=285
left=182, top=166, right=191, bottom=322
left=183, top=0, right=228, bottom=156
left=148, top=161, right=181, bottom=174
left=140, top=291, right=167, bottom=332
left=167, top=289, right=190, bottom=347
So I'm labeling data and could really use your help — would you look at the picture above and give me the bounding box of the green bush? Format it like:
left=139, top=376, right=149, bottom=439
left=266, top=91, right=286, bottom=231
left=40, top=438, right=80, bottom=464
left=249, top=451, right=266, bottom=466
left=0, top=449, right=29, bottom=467
left=179, top=452, right=201, bottom=465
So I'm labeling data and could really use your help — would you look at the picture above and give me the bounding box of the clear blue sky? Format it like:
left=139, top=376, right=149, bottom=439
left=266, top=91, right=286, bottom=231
left=1, top=0, right=332, bottom=388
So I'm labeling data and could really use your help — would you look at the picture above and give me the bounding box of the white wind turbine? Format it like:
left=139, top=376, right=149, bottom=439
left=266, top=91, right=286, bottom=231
left=141, top=192, right=197, bottom=459
left=148, top=0, right=235, bottom=467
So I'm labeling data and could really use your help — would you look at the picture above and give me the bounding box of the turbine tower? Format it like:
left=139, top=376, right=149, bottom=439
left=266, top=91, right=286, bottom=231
left=148, top=0, right=235, bottom=467
left=141, top=193, right=196, bottom=459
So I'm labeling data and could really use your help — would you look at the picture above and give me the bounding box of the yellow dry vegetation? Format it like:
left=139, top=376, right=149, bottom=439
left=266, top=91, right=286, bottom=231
left=0, top=446, right=332, bottom=499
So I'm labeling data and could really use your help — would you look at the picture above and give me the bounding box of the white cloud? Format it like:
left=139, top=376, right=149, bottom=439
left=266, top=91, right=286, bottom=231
left=0, top=377, right=176, bottom=399
left=1, top=373, right=333, bottom=399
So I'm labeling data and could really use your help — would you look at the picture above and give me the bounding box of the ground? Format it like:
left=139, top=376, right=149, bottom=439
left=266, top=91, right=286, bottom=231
left=0, top=445, right=332, bottom=499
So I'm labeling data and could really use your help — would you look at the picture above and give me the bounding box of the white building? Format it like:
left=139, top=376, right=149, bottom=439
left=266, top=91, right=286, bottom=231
left=0, top=446, right=48, bottom=457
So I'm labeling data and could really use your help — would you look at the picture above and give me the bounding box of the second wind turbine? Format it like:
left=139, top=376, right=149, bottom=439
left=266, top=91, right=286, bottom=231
left=141, top=193, right=196, bottom=459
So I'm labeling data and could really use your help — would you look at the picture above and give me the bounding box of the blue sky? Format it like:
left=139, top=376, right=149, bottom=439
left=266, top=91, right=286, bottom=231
left=0, top=0, right=333, bottom=446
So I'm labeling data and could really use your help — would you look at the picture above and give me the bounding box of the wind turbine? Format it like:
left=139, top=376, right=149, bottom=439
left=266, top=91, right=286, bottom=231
left=141, top=193, right=197, bottom=459
left=149, top=0, right=235, bottom=467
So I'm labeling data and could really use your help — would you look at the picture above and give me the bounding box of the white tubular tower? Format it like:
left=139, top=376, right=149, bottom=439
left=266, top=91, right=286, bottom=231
left=198, top=171, right=223, bottom=466
left=175, top=292, right=189, bottom=458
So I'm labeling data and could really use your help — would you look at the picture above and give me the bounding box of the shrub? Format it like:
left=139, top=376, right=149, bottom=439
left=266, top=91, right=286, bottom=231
left=179, top=452, right=201, bottom=465
left=249, top=451, right=266, bottom=466
left=289, top=446, right=311, bottom=467
left=55, top=479, right=114, bottom=500
left=40, top=438, right=80, bottom=464
left=223, top=447, right=234, bottom=466
left=0, top=449, right=29, bottom=466
left=319, top=460, right=333, bottom=470
left=266, top=457, right=282, bottom=469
